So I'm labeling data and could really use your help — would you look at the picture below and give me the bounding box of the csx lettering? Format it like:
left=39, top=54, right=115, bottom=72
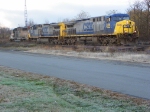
left=43, top=27, right=48, bottom=33
left=83, top=22, right=93, bottom=31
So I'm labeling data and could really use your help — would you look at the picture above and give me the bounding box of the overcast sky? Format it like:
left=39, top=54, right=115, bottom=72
left=0, top=0, right=138, bottom=28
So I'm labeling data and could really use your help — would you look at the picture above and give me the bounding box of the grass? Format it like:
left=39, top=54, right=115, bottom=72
left=0, top=67, right=150, bottom=112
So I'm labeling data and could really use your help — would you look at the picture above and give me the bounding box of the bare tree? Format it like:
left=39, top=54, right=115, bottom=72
left=60, top=11, right=90, bottom=22
left=75, top=10, right=90, bottom=20
left=27, top=19, right=35, bottom=27
left=144, top=0, right=150, bottom=38
left=44, top=19, right=49, bottom=24
left=0, top=25, right=11, bottom=39
left=106, top=10, right=118, bottom=15
left=62, top=18, right=70, bottom=22
left=127, top=1, right=144, bottom=34
left=127, top=0, right=150, bottom=40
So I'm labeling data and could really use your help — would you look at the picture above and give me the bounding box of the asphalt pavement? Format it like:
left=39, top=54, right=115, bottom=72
left=0, top=50, right=150, bottom=99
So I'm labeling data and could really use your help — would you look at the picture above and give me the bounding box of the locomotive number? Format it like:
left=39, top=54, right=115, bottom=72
left=117, top=24, right=122, bottom=26
left=106, top=23, right=110, bottom=28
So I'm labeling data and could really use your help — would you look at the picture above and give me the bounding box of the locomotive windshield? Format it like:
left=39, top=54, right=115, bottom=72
left=123, top=17, right=129, bottom=20
left=113, top=17, right=129, bottom=21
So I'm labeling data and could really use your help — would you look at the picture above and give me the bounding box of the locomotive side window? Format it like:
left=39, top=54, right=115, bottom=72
left=103, top=17, right=105, bottom=21
left=106, top=18, right=110, bottom=23
left=67, top=25, right=73, bottom=28
left=123, top=17, right=129, bottom=20
left=97, top=18, right=99, bottom=21
left=113, top=17, right=127, bottom=21
left=22, top=28, right=27, bottom=31
left=93, top=18, right=95, bottom=22
left=109, top=17, right=111, bottom=21
left=99, top=17, right=101, bottom=21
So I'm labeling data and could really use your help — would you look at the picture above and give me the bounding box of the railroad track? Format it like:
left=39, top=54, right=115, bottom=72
left=60, top=44, right=150, bottom=52
left=7, top=40, right=150, bottom=53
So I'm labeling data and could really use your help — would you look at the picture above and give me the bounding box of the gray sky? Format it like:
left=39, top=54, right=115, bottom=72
left=0, top=0, right=137, bottom=28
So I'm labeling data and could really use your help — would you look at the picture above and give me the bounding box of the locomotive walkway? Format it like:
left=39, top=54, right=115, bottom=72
left=0, top=50, right=150, bottom=99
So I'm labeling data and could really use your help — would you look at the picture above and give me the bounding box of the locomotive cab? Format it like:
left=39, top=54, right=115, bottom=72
left=114, top=20, right=139, bottom=44
left=114, top=20, right=136, bottom=34
left=104, top=14, right=130, bottom=34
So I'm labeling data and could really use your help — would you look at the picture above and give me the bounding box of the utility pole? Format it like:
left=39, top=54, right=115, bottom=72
left=24, top=0, right=28, bottom=27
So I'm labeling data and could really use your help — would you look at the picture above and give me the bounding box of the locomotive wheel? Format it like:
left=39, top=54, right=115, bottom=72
left=120, top=38, right=127, bottom=45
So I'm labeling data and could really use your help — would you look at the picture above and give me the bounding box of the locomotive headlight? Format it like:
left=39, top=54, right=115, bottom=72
left=126, top=21, right=129, bottom=24
left=134, top=31, right=136, bottom=33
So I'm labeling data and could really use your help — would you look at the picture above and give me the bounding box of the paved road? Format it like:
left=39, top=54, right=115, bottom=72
left=0, top=50, right=150, bottom=99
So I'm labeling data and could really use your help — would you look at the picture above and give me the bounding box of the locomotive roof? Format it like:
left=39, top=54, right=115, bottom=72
left=76, top=18, right=90, bottom=22
left=31, top=24, right=42, bottom=27
left=20, top=13, right=129, bottom=29
left=107, top=13, right=129, bottom=17
left=13, top=26, right=28, bottom=30
left=73, top=13, right=129, bottom=22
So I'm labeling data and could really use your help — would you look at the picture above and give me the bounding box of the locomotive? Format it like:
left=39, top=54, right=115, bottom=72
left=10, top=27, right=28, bottom=41
left=11, top=13, right=139, bottom=45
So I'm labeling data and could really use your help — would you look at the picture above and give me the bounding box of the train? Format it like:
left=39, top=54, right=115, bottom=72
left=10, top=13, right=139, bottom=45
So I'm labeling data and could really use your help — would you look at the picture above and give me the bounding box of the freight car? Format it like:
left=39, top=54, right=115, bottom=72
left=10, top=27, right=28, bottom=41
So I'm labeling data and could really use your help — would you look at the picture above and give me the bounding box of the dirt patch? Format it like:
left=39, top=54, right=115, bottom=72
left=0, top=66, right=150, bottom=111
